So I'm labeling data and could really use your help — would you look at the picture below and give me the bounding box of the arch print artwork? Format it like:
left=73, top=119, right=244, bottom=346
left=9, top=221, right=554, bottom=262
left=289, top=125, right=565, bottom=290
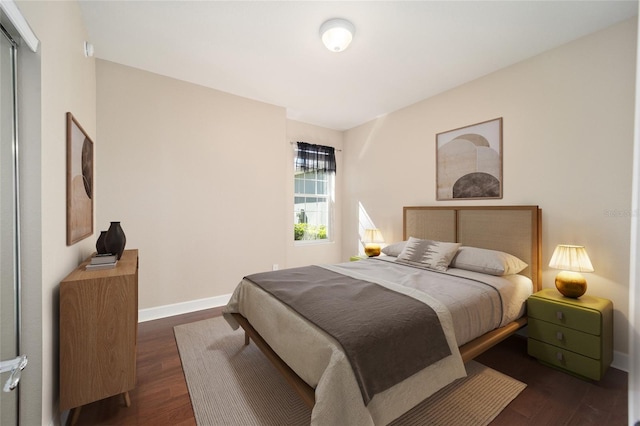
left=436, top=117, right=503, bottom=200
left=66, top=112, right=94, bottom=245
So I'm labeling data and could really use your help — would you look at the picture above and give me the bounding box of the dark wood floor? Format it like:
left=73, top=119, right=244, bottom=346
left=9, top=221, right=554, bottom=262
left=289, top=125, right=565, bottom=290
left=75, top=308, right=627, bottom=425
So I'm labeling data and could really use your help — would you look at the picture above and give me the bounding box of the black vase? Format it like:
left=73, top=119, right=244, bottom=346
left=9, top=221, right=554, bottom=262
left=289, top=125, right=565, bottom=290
left=105, top=221, right=126, bottom=260
left=96, top=231, right=108, bottom=254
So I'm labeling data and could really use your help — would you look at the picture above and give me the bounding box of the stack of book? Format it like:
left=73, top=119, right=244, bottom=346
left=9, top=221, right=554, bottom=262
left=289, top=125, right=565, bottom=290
left=85, top=253, right=118, bottom=270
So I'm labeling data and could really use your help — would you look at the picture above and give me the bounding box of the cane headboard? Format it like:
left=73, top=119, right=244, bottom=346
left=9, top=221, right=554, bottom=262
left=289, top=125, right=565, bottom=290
left=403, top=205, right=542, bottom=291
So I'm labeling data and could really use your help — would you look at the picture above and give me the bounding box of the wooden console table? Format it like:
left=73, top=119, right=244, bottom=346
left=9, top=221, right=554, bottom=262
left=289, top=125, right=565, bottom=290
left=59, top=249, right=139, bottom=425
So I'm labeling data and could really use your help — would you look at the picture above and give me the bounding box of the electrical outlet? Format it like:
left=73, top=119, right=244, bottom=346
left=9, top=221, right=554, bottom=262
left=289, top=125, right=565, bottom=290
left=272, top=264, right=279, bottom=271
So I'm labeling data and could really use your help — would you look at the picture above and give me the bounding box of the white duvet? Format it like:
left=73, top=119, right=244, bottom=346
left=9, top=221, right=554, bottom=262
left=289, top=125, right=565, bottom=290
left=347, top=257, right=533, bottom=345
left=223, top=258, right=532, bottom=425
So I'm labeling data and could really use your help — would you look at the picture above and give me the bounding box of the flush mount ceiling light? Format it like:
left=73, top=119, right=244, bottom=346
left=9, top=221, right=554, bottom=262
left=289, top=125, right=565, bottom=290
left=320, top=18, right=355, bottom=53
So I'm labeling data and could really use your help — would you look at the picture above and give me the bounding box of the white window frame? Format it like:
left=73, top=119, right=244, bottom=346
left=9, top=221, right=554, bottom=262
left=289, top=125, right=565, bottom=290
left=293, top=157, right=335, bottom=244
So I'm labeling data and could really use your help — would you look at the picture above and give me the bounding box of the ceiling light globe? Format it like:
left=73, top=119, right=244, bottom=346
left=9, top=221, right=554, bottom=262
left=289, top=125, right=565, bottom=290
left=320, top=18, right=355, bottom=53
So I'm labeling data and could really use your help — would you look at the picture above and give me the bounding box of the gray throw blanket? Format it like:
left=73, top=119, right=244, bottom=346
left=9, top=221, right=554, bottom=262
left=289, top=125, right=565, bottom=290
left=245, top=265, right=451, bottom=405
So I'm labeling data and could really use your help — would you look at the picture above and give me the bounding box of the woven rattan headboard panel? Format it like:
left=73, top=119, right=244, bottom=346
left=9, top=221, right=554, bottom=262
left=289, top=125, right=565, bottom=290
left=403, top=205, right=542, bottom=291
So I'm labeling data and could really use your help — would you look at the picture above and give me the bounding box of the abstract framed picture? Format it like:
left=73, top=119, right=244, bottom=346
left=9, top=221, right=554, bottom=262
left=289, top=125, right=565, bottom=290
left=436, top=117, right=503, bottom=200
left=66, top=112, right=94, bottom=245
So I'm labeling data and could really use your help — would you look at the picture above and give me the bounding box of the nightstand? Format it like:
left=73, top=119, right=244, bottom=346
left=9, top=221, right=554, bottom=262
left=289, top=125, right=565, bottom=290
left=527, top=288, right=613, bottom=380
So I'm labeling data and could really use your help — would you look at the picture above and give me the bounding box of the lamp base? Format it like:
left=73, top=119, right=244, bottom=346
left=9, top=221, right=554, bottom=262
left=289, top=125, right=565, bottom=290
left=555, top=271, right=587, bottom=298
left=364, top=245, right=381, bottom=257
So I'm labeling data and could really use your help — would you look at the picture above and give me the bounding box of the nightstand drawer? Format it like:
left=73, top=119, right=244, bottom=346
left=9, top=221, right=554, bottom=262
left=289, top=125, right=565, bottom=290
left=528, top=297, right=601, bottom=335
left=528, top=318, right=601, bottom=359
left=528, top=338, right=604, bottom=380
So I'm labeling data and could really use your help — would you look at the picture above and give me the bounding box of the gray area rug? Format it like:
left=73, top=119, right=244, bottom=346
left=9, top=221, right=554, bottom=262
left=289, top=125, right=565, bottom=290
left=175, top=317, right=526, bottom=426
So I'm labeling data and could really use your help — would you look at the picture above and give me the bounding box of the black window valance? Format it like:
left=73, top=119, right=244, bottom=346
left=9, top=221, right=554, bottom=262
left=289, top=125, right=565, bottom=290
left=295, top=142, right=336, bottom=174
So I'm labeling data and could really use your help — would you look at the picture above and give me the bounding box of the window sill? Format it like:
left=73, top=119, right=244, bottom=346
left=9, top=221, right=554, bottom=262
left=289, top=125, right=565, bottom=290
left=294, top=239, right=334, bottom=246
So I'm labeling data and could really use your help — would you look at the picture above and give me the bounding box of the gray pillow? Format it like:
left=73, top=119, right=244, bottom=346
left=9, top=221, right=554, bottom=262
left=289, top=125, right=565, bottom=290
left=396, top=237, right=461, bottom=272
left=450, top=246, right=527, bottom=276
left=381, top=241, right=407, bottom=257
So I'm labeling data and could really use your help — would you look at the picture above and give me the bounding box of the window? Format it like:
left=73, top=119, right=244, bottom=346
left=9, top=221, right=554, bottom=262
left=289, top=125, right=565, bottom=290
left=294, top=142, right=336, bottom=241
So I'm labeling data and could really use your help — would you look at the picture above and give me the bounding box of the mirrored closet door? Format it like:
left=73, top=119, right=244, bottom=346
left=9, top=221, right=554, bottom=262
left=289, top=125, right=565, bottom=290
left=0, top=20, right=22, bottom=426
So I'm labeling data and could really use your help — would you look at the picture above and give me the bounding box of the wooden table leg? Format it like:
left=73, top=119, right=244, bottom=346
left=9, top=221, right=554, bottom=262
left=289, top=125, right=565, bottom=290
left=244, top=331, right=250, bottom=345
left=123, top=391, right=131, bottom=408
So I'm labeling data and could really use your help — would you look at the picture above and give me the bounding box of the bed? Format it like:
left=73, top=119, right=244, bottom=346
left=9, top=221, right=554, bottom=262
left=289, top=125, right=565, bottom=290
left=223, top=205, right=541, bottom=425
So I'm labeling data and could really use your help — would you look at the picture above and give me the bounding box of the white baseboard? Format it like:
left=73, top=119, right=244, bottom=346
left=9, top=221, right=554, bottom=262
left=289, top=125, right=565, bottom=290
left=138, top=294, right=232, bottom=323
left=613, top=350, right=629, bottom=372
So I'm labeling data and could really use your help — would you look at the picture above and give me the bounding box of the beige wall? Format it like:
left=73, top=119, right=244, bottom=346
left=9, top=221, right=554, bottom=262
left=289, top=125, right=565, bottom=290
left=343, top=19, right=637, bottom=358
left=96, top=60, right=288, bottom=309
left=286, top=120, right=344, bottom=267
left=18, top=0, right=96, bottom=424
left=95, top=63, right=349, bottom=311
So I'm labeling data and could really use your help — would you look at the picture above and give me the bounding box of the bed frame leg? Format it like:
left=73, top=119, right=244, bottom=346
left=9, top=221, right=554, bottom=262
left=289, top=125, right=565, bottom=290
left=231, top=313, right=316, bottom=407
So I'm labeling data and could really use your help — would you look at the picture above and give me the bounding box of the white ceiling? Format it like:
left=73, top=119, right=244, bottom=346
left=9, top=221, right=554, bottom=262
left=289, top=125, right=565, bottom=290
left=78, top=1, right=638, bottom=131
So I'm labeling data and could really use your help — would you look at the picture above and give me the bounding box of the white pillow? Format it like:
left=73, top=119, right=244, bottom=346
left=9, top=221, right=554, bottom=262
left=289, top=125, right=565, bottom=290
left=396, top=237, right=461, bottom=272
left=381, top=241, right=407, bottom=257
left=450, top=246, right=528, bottom=276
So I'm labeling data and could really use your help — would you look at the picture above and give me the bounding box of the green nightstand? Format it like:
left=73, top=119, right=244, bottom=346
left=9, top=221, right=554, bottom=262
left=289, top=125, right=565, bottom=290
left=527, top=288, right=613, bottom=380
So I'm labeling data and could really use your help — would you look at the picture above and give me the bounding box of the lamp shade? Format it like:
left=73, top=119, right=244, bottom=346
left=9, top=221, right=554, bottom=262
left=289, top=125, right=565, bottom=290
left=320, top=18, right=355, bottom=52
left=549, top=244, right=593, bottom=298
left=548, top=245, right=594, bottom=272
left=362, top=228, right=384, bottom=244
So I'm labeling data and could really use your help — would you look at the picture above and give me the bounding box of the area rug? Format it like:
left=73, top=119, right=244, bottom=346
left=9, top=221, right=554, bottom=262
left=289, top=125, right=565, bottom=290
left=174, top=317, right=526, bottom=426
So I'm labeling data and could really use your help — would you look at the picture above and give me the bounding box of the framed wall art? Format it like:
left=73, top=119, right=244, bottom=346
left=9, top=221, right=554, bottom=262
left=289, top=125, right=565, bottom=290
left=436, top=117, right=503, bottom=200
left=66, top=112, right=94, bottom=245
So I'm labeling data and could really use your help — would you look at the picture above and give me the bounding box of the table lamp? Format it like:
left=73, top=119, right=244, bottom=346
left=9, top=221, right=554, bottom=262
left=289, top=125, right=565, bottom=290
left=363, top=228, right=384, bottom=257
left=548, top=244, right=594, bottom=298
